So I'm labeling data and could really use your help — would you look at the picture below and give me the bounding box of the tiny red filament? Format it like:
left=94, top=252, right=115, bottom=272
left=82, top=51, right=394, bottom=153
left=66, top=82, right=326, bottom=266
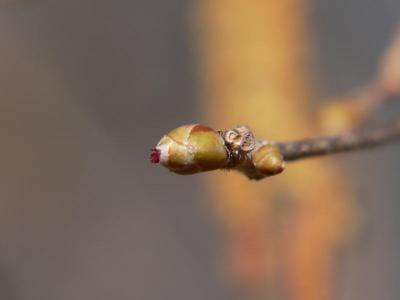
left=150, top=148, right=161, bottom=163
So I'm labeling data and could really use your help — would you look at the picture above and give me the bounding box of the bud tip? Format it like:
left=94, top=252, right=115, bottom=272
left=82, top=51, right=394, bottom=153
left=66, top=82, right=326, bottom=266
left=150, top=148, right=161, bottom=163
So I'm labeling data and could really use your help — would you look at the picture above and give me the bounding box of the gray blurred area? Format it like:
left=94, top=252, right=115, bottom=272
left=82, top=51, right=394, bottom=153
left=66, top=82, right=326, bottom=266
left=0, top=0, right=399, bottom=299
left=316, top=1, right=400, bottom=299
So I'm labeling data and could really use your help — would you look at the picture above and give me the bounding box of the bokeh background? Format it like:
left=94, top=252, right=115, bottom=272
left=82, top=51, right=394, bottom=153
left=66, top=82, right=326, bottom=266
left=0, top=0, right=399, bottom=299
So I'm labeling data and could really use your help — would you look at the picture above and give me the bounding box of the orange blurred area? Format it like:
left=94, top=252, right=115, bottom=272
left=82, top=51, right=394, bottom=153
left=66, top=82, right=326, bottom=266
left=197, top=1, right=359, bottom=299
left=0, top=1, right=399, bottom=300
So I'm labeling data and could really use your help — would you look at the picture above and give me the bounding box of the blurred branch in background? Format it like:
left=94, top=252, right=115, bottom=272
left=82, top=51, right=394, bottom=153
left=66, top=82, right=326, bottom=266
left=320, top=24, right=400, bottom=132
left=196, top=0, right=359, bottom=299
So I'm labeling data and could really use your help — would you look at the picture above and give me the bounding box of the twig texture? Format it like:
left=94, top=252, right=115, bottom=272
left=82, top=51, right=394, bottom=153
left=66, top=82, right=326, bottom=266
left=278, top=119, right=400, bottom=161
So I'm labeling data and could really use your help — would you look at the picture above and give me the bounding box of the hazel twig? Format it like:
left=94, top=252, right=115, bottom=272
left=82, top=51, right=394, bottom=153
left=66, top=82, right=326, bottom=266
left=151, top=120, right=400, bottom=180
left=278, top=119, right=400, bottom=161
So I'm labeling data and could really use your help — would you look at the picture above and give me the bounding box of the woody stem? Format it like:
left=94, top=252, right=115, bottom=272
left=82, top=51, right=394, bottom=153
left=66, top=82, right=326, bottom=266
left=276, top=119, right=400, bottom=161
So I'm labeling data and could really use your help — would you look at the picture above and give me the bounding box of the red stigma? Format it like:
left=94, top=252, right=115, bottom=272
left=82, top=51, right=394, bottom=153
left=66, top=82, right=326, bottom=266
left=150, top=148, right=161, bottom=163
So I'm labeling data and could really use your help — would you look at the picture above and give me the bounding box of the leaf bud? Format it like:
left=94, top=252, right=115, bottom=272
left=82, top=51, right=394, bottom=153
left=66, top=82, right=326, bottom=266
left=152, top=124, right=228, bottom=174
left=252, top=145, right=285, bottom=176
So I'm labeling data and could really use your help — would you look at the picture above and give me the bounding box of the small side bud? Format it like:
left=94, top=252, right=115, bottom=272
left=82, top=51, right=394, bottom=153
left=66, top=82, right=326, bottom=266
left=153, top=124, right=228, bottom=174
left=252, top=145, right=285, bottom=176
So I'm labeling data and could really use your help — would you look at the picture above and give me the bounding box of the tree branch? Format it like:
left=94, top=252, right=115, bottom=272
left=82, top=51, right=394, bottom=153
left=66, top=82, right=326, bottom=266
left=277, top=119, right=400, bottom=161
left=152, top=120, right=400, bottom=180
left=319, top=24, right=400, bottom=132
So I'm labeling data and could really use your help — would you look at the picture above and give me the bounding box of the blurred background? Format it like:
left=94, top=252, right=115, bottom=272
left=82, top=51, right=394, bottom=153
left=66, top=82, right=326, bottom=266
left=0, top=0, right=399, bottom=299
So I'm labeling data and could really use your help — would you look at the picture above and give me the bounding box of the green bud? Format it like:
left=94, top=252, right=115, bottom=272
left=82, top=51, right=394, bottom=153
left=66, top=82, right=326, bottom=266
left=252, top=145, right=285, bottom=176
left=154, top=124, right=228, bottom=174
